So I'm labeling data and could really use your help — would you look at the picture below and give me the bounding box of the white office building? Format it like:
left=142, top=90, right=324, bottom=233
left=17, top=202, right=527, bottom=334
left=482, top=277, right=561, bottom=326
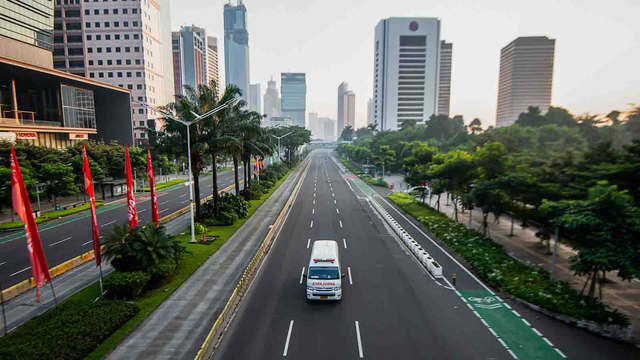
left=373, top=18, right=450, bottom=130
left=250, top=83, right=261, bottom=114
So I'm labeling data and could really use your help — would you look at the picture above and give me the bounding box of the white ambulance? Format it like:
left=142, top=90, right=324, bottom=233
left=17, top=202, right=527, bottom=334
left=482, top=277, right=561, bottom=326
left=304, top=240, right=344, bottom=300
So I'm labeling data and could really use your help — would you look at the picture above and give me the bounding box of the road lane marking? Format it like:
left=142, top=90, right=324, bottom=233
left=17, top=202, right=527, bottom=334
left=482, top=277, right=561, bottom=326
left=101, top=220, right=116, bottom=228
left=542, top=338, right=554, bottom=347
left=312, top=209, right=314, bottom=214
left=299, top=267, right=305, bottom=284
left=49, top=237, right=73, bottom=246
left=330, top=188, right=333, bottom=191
left=336, top=209, right=339, bottom=214
left=498, top=338, right=508, bottom=348
left=313, top=199, right=315, bottom=205
left=180, top=194, right=187, bottom=197
left=343, top=238, right=347, bottom=249
left=314, top=193, right=316, bottom=197
left=307, top=239, right=310, bottom=248
left=355, top=321, right=364, bottom=358
left=522, top=319, right=531, bottom=326
left=160, top=200, right=170, bottom=205
left=181, top=200, right=189, bottom=204
left=11, top=267, right=30, bottom=277
left=0, top=262, right=5, bottom=266
left=348, top=267, right=353, bottom=284
left=339, top=220, right=343, bottom=228
left=310, top=221, right=313, bottom=228
left=208, top=184, right=212, bottom=187
left=160, top=209, right=169, bottom=213
left=332, top=193, right=335, bottom=197
left=138, top=208, right=147, bottom=213
left=82, top=240, right=93, bottom=246
left=512, top=310, right=521, bottom=317
left=532, top=328, right=542, bottom=337
left=555, top=349, right=567, bottom=358
left=334, top=200, right=336, bottom=205
left=283, top=320, right=294, bottom=357
left=508, top=349, right=518, bottom=359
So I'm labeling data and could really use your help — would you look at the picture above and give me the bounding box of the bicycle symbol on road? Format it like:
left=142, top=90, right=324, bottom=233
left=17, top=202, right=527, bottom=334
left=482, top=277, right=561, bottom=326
left=468, top=296, right=502, bottom=310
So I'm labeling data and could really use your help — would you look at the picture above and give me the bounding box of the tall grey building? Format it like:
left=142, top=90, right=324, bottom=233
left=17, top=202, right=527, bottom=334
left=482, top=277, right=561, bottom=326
left=320, top=117, right=336, bottom=141
left=224, top=0, right=250, bottom=105
left=337, top=82, right=348, bottom=133
left=496, top=36, right=555, bottom=127
left=172, top=26, right=207, bottom=96
left=281, top=73, right=306, bottom=127
left=437, top=41, right=453, bottom=116
left=250, top=83, right=261, bottom=113
left=263, top=77, right=280, bottom=124
left=373, top=18, right=442, bottom=130
left=206, top=36, right=220, bottom=94
left=367, top=98, right=373, bottom=125
left=308, top=112, right=321, bottom=138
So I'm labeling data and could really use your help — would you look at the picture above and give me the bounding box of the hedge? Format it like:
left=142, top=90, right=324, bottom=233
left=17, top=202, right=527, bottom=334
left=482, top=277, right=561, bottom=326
left=0, top=299, right=139, bottom=360
left=104, top=271, right=151, bottom=300
left=388, top=193, right=629, bottom=327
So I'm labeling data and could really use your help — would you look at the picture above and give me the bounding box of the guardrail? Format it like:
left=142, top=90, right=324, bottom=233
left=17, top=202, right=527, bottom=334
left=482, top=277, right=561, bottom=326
left=368, top=191, right=444, bottom=278
left=193, top=158, right=311, bottom=360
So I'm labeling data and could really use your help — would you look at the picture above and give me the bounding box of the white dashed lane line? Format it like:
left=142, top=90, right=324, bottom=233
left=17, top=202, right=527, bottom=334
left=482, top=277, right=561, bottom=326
left=283, top=320, right=294, bottom=357
left=101, top=220, right=116, bottom=228
left=49, top=237, right=73, bottom=247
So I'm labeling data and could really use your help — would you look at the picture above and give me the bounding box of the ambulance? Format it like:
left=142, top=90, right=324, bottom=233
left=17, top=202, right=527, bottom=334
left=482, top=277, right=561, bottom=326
left=304, top=240, right=344, bottom=300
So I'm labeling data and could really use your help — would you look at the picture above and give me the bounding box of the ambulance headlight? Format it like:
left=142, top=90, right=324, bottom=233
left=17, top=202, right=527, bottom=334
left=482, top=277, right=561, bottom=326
left=334, top=286, right=341, bottom=291
left=307, top=286, right=313, bottom=291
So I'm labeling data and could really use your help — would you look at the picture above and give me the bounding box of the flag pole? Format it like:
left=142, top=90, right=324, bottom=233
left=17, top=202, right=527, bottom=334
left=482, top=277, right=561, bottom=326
left=98, top=263, right=104, bottom=298
left=0, top=283, right=7, bottom=336
left=48, top=278, right=58, bottom=306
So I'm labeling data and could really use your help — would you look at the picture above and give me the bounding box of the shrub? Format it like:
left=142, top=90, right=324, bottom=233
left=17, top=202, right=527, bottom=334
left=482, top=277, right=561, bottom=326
left=219, top=193, right=249, bottom=218
left=104, top=271, right=151, bottom=300
left=262, top=180, right=274, bottom=189
left=194, top=222, right=208, bottom=235
left=145, top=260, right=177, bottom=285
left=0, top=299, right=139, bottom=360
left=215, top=211, right=238, bottom=226
left=103, top=223, right=178, bottom=271
left=390, top=195, right=629, bottom=326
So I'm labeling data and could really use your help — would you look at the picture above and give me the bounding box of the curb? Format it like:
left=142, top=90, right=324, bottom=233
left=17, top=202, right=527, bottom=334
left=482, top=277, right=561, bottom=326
left=193, top=159, right=311, bottom=360
left=0, top=182, right=241, bottom=304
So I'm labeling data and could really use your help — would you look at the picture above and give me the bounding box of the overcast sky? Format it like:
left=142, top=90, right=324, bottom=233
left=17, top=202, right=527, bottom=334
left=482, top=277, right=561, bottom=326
left=169, top=0, right=639, bottom=129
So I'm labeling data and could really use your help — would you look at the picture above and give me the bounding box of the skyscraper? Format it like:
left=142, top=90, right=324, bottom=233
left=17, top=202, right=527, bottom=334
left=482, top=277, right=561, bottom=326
left=337, top=82, right=348, bottom=133
left=250, top=83, right=261, bottom=113
left=437, top=41, right=453, bottom=116
left=263, top=77, right=280, bottom=125
left=224, top=0, right=250, bottom=105
left=172, top=26, right=207, bottom=96
left=1, top=0, right=53, bottom=68
left=344, top=91, right=355, bottom=130
left=80, top=0, right=170, bottom=144
left=496, top=36, right=555, bottom=127
left=157, top=0, right=175, bottom=106
left=281, top=73, right=306, bottom=127
left=308, top=112, right=321, bottom=138
left=319, top=117, right=336, bottom=141
left=367, top=98, right=373, bottom=125
left=206, top=36, right=220, bottom=94
left=373, top=18, right=442, bottom=130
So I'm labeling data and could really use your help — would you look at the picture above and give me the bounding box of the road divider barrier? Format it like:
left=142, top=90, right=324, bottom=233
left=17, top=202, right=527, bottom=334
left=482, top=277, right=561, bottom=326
left=368, top=196, right=445, bottom=279
left=193, top=158, right=311, bottom=360
left=1, top=182, right=241, bottom=304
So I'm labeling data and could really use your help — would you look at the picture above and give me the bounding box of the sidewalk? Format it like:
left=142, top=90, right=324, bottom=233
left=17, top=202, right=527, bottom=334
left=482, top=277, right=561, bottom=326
left=378, top=173, right=640, bottom=339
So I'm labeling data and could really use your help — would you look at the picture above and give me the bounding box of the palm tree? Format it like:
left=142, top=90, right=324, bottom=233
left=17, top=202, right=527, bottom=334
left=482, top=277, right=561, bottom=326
left=469, top=118, right=482, bottom=134
left=238, top=111, right=272, bottom=200
left=134, top=224, right=175, bottom=269
left=367, top=123, right=378, bottom=135
left=340, top=125, right=354, bottom=141
left=102, top=222, right=141, bottom=271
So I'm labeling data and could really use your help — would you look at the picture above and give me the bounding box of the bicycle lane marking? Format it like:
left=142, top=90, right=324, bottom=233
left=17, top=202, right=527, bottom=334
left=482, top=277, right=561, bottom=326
left=0, top=203, right=125, bottom=244
left=458, top=290, right=565, bottom=360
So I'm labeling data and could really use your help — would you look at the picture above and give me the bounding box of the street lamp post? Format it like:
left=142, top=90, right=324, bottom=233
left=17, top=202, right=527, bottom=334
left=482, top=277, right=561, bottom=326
left=134, top=98, right=236, bottom=243
left=270, top=131, right=293, bottom=164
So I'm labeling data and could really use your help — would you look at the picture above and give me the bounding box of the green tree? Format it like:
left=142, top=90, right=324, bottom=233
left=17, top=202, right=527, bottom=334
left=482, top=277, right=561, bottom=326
left=473, top=142, right=507, bottom=180
left=426, top=150, right=476, bottom=221
left=374, top=145, right=395, bottom=181
left=469, top=118, right=482, bottom=134
left=471, top=180, right=508, bottom=236
left=541, top=182, right=640, bottom=299
left=41, top=163, right=77, bottom=205
left=340, top=125, right=355, bottom=141
left=515, top=106, right=547, bottom=127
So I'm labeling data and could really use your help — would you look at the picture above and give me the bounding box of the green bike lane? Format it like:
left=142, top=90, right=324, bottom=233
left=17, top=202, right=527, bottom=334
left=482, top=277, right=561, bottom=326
left=335, top=158, right=565, bottom=360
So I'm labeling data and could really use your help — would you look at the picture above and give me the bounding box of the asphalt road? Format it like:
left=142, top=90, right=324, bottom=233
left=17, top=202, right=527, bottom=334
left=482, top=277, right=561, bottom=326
left=213, top=150, right=640, bottom=360
left=0, top=170, right=241, bottom=289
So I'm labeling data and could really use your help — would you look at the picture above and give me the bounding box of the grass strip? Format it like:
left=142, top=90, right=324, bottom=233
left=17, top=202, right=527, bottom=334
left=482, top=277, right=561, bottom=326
left=81, top=168, right=293, bottom=360
left=387, top=192, right=629, bottom=326
left=0, top=201, right=105, bottom=231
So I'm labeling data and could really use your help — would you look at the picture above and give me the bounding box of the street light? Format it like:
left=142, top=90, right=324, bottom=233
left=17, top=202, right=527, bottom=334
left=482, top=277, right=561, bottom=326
left=270, top=131, right=293, bottom=164
left=134, top=98, right=237, bottom=243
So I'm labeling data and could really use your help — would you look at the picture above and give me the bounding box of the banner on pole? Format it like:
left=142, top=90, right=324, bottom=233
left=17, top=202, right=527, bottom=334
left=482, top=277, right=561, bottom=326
left=147, top=148, right=159, bottom=224
left=82, top=144, right=101, bottom=266
left=125, top=145, right=139, bottom=228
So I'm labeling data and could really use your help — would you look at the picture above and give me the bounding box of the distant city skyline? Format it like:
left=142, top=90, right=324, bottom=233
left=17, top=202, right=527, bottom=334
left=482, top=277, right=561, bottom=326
left=170, top=0, right=640, bottom=128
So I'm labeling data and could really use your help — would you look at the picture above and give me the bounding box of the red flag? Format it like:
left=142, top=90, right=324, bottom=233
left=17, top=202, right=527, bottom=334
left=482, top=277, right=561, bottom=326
left=10, top=148, right=51, bottom=302
left=125, top=145, right=138, bottom=229
left=82, top=144, right=101, bottom=267
left=147, top=147, right=159, bottom=224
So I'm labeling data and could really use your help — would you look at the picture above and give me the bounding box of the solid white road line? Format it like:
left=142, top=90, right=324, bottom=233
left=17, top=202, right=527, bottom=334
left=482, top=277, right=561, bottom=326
left=355, top=321, right=364, bottom=358
left=299, top=267, right=305, bottom=284
left=307, top=239, right=310, bottom=248
left=310, top=221, right=314, bottom=228
left=160, top=200, right=170, bottom=205
left=336, top=209, right=339, bottom=214
left=49, top=237, right=73, bottom=247
left=339, top=220, right=343, bottom=228
left=343, top=238, right=347, bottom=249
left=348, top=267, right=353, bottom=284
left=283, top=320, right=294, bottom=357
left=11, top=267, right=30, bottom=277
left=160, top=209, right=169, bottom=213
left=181, top=199, right=189, bottom=204
left=101, top=220, right=116, bottom=228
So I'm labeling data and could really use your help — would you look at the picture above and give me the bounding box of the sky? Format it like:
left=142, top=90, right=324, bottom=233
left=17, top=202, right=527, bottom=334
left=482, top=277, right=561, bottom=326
left=169, top=0, right=639, bottom=129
